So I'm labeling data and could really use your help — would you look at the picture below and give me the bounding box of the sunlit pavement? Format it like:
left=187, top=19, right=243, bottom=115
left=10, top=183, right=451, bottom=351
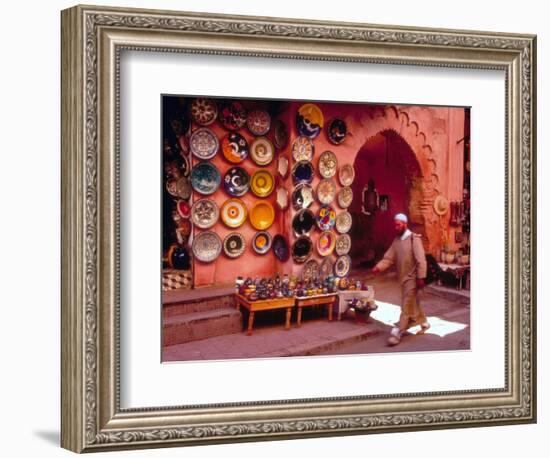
left=322, top=272, right=470, bottom=355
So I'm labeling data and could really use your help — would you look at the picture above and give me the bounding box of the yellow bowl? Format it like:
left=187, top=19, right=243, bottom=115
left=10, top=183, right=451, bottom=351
left=250, top=170, right=275, bottom=197
left=249, top=201, right=275, bottom=230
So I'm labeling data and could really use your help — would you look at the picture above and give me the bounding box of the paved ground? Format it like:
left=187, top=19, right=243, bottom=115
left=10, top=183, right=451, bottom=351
left=162, top=272, right=470, bottom=362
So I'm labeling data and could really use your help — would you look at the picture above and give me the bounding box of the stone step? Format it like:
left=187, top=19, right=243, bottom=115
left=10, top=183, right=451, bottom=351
left=163, top=307, right=242, bottom=346
left=163, top=294, right=235, bottom=319
left=162, top=318, right=384, bottom=361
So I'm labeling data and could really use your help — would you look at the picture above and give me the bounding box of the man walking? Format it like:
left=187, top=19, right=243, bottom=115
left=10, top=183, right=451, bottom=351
left=371, top=213, right=430, bottom=346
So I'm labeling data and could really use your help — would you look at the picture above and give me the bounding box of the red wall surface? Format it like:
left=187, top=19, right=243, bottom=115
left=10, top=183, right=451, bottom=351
left=192, top=100, right=466, bottom=287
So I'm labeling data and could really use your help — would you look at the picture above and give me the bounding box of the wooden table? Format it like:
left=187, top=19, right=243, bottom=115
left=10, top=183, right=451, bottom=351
left=294, top=293, right=338, bottom=327
left=235, top=294, right=295, bottom=335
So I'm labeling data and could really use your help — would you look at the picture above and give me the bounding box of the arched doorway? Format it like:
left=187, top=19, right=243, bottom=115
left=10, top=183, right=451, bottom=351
left=349, top=130, right=424, bottom=268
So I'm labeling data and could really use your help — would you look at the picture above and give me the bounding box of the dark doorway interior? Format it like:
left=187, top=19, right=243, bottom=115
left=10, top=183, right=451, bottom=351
left=349, top=130, right=422, bottom=268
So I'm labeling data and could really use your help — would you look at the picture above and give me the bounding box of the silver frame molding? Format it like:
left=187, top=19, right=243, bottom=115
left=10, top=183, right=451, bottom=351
left=61, top=4, right=537, bottom=453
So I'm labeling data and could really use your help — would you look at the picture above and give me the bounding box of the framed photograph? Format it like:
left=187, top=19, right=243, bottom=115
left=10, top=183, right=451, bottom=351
left=61, top=4, right=537, bottom=453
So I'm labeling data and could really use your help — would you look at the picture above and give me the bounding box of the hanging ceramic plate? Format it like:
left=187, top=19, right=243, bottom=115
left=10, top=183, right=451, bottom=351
left=291, top=160, right=314, bottom=185
left=250, top=170, right=275, bottom=197
left=335, top=233, right=352, bottom=256
left=273, top=120, right=288, bottom=150
left=318, top=150, right=338, bottom=179
left=191, top=198, right=219, bottom=229
left=250, top=137, right=275, bottom=166
left=334, top=255, right=351, bottom=277
left=175, top=176, right=192, bottom=200
left=246, top=110, right=271, bottom=136
left=337, top=186, right=353, bottom=208
left=189, top=127, right=219, bottom=160
left=296, top=103, right=324, bottom=139
left=223, top=166, right=250, bottom=197
left=335, top=210, right=353, bottom=233
left=223, top=232, right=246, bottom=259
left=218, top=100, right=247, bottom=131
left=319, top=256, right=334, bottom=279
left=272, top=234, right=290, bottom=262
left=317, top=178, right=337, bottom=205
left=276, top=187, right=289, bottom=210
left=292, top=183, right=315, bottom=210
left=192, top=231, right=222, bottom=263
left=291, top=136, right=314, bottom=162
left=339, top=164, right=355, bottom=186
left=316, top=205, right=336, bottom=231
left=292, top=209, right=315, bottom=236
left=166, top=178, right=179, bottom=197
left=277, top=156, right=289, bottom=179
left=177, top=218, right=192, bottom=237
left=317, top=230, right=337, bottom=257
left=221, top=132, right=249, bottom=164
left=291, top=236, right=313, bottom=264
left=252, top=231, right=273, bottom=255
left=302, top=259, right=320, bottom=282
left=220, top=198, right=248, bottom=228
left=327, top=118, right=347, bottom=145
left=176, top=200, right=192, bottom=220
left=190, top=98, right=218, bottom=126
left=190, top=162, right=221, bottom=195
left=249, top=201, right=275, bottom=230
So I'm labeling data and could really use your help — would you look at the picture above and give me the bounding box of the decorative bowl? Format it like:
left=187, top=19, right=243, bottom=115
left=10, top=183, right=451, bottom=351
left=218, top=100, right=247, bottom=131
left=191, top=198, right=219, bottom=229
left=292, top=183, right=314, bottom=210
left=334, top=255, right=352, bottom=277
left=272, top=235, right=290, bottom=262
left=250, top=136, right=275, bottom=166
left=250, top=170, right=275, bottom=197
left=291, top=236, right=313, bottom=263
left=327, top=118, right=347, bottom=145
left=249, top=201, right=275, bottom=230
left=276, top=187, right=289, bottom=210
left=302, top=259, right=320, bottom=282
left=338, top=164, right=355, bottom=186
left=220, top=198, right=248, bottom=228
left=335, top=210, right=353, bottom=233
left=252, top=231, right=273, bottom=254
left=189, top=127, right=219, bottom=160
left=223, top=232, right=246, bottom=258
left=296, top=103, right=324, bottom=139
left=316, top=205, right=336, bottom=231
left=192, top=231, right=222, bottom=263
left=292, top=208, right=315, bottom=236
left=335, top=233, right=352, bottom=255
left=190, top=162, right=221, bottom=195
left=246, top=109, right=271, bottom=136
left=291, top=160, right=314, bottom=185
left=273, top=119, right=288, bottom=149
left=291, top=135, right=314, bottom=162
left=318, top=150, right=338, bottom=178
left=316, top=178, right=337, bottom=205
left=190, top=98, right=218, bottom=126
left=337, top=186, right=353, bottom=208
left=223, top=166, right=250, bottom=197
left=221, top=132, right=249, bottom=164
left=316, top=230, right=337, bottom=257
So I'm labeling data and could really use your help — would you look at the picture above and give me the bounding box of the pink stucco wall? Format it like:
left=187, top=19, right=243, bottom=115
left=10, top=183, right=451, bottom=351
left=193, top=100, right=466, bottom=287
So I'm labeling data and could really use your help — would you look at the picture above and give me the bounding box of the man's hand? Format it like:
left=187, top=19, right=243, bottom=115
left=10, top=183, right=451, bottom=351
left=370, top=267, right=381, bottom=276
left=416, top=278, right=426, bottom=289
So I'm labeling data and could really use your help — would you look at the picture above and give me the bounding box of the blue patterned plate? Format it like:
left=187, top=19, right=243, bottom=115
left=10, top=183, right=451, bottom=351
left=190, top=162, right=221, bottom=195
left=223, top=166, right=250, bottom=197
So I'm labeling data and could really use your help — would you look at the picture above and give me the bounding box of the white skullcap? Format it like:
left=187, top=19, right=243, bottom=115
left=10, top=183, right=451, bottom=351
left=394, top=213, right=408, bottom=223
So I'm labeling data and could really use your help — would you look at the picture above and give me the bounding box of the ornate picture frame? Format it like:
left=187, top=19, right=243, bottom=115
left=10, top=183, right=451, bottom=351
left=61, top=4, right=536, bottom=453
